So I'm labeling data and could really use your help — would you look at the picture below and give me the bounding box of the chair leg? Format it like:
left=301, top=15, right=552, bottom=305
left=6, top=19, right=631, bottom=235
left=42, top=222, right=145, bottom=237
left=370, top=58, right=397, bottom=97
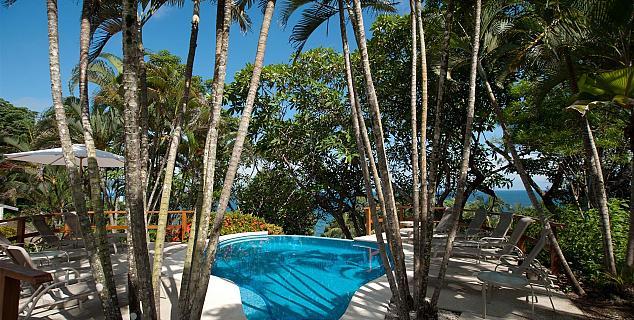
left=481, top=282, right=487, bottom=319
left=547, top=287, right=555, bottom=312
left=529, top=284, right=535, bottom=316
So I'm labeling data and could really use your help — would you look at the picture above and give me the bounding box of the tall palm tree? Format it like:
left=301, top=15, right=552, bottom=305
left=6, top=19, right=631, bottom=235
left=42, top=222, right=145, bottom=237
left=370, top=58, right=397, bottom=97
left=431, top=0, right=481, bottom=310
left=151, top=0, right=201, bottom=314
left=179, top=0, right=233, bottom=317
left=77, top=1, right=123, bottom=319
left=121, top=0, right=157, bottom=318
left=333, top=0, right=400, bottom=315
left=413, top=0, right=432, bottom=315
left=348, top=0, right=413, bottom=316
left=184, top=0, right=279, bottom=318
left=279, top=1, right=412, bottom=315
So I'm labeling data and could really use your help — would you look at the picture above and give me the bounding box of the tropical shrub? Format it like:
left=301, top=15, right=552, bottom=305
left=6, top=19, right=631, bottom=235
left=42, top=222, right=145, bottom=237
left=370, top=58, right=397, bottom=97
left=0, top=226, right=16, bottom=238
left=555, top=198, right=631, bottom=288
left=218, top=212, right=284, bottom=236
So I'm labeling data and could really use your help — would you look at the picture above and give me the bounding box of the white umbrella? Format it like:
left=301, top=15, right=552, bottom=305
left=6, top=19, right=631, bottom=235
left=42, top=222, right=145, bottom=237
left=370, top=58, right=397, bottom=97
left=3, top=144, right=124, bottom=168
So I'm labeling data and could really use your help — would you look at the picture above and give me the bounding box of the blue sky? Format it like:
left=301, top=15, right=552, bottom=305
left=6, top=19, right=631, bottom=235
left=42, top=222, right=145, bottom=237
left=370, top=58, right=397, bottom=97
left=0, top=1, right=409, bottom=112
left=0, top=1, right=547, bottom=191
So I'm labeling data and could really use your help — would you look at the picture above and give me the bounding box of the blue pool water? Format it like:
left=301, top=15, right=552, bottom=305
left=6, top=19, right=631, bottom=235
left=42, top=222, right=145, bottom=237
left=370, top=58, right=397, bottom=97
left=212, top=235, right=386, bottom=320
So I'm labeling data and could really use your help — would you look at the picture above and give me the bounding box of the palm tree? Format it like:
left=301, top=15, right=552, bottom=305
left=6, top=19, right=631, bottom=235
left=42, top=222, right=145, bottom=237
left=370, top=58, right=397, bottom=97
left=333, top=0, right=401, bottom=315
left=151, top=0, right=201, bottom=313
left=179, top=0, right=233, bottom=317
left=430, top=0, right=481, bottom=310
left=281, top=0, right=411, bottom=315
left=121, top=0, right=157, bottom=318
left=77, top=2, right=122, bottom=319
left=413, top=0, right=432, bottom=315
left=348, top=0, right=413, bottom=316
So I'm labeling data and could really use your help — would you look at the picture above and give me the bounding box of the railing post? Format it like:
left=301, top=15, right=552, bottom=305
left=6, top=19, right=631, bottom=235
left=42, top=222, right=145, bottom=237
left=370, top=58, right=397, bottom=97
left=0, top=272, right=20, bottom=320
left=181, top=210, right=187, bottom=242
left=365, top=207, right=372, bottom=235
left=15, top=218, right=25, bottom=244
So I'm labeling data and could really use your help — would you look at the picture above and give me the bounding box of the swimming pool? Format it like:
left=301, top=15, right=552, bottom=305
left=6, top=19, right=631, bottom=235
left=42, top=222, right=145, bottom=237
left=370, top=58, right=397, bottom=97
left=212, top=235, right=386, bottom=320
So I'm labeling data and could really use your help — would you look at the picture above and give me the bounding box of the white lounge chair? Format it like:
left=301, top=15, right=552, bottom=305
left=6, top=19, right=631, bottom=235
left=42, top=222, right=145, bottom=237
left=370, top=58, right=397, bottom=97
left=477, top=230, right=555, bottom=318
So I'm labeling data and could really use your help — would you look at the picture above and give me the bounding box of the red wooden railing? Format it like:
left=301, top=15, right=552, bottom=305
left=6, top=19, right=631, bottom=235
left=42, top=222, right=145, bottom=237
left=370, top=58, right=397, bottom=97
left=0, top=210, right=195, bottom=244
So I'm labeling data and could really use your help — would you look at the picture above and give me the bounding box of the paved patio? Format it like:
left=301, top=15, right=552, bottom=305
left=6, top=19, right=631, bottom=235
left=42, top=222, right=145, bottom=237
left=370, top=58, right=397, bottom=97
left=11, top=231, right=587, bottom=319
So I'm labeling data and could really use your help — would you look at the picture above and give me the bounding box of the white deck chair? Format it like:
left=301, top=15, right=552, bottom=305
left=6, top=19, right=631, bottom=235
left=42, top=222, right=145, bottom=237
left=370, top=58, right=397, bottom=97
left=400, top=207, right=454, bottom=239
left=0, top=234, right=70, bottom=266
left=477, top=230, right=555, bottom=318
left=441, top=216, right=535, bottom=262
left=6, top=246, right=94, bottom=318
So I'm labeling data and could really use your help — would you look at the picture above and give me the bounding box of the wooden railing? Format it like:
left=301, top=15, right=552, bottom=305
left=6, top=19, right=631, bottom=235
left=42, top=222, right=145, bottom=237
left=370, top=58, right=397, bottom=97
left=0, top=210, right=195, bottom=243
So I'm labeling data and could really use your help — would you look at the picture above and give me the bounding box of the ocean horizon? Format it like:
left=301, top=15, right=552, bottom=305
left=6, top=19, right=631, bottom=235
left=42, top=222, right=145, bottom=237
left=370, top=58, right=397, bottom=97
left=314, top=189, right=532, bottom=236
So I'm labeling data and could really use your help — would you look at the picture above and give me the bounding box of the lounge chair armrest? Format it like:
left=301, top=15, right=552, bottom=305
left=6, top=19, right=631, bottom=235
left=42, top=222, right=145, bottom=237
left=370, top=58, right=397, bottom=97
left=50, top=267, right=81, bottom=281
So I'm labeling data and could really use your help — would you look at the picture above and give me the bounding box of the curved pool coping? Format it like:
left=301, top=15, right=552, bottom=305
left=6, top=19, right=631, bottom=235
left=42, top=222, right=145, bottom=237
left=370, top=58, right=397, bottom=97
left=203, top=233, right=385, bottom=320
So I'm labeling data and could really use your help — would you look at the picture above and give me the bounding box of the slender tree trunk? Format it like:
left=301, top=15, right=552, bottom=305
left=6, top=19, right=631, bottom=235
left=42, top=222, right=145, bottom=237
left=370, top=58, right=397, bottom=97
left=187, top=2, right=277, bottom=319
left=431, top=0, right=481, bottom=309
left=407, top=0, right=423, bottom=313
left=478, top=61, right=585, bottom=294
left=427, top=0, right=454, bottom=208
left=77, top=1, right=122, bottom=318
left=179, top=1, right=231, bottom=317
left=414, top=0, right=432, bottom=316
left=340, top=0, right=399, bottom=291
left=349, top=0, right=412, bottom=316
left=47, top=0, right=122, bottom=318
left=176, top=184, right=201, bottom=317
left=625, top=110, right=634, bottom=271
left=151, top=1, right=200, bottom=313
left=422, top=5, right=454, bottom=305
left=581, top=116, right=617, bottom=274
left=122, top=0, right=157, bottom=318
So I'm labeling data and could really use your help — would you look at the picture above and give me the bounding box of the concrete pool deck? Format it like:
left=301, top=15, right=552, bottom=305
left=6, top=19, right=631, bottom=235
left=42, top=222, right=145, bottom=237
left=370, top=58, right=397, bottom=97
left=17, top=231, right=586, bottom=319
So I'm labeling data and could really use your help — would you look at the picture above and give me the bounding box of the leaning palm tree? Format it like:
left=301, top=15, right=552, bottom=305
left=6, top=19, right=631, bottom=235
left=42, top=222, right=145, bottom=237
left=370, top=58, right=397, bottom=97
left=151, top=0, right=201, bottom=315
left=121, top=0, right=157, bottom=318
left=430, top=0, right=482, bottom=310
left=77, top=1, right=122, bottom=319
left=348, top=0, right=414, bottom=316
left=178, top=0, right=233, bottom=318
left=180, top=0, right=279, bottom=318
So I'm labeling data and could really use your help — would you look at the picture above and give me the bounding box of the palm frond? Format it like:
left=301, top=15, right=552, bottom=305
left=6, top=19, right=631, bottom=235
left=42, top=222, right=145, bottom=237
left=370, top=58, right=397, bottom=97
left=279, top=0, right=319, bottom=27
left=289, top=2, right=338, bottom=55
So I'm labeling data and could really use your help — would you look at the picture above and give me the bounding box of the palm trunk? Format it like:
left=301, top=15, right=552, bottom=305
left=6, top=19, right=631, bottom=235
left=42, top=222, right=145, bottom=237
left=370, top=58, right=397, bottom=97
left=563, top=50, right=617, bottom=275
left=341, top=11, right=400, bottom=297
left=349, top=0, right=412, bottom=316
left=151, top=1, right=201, bottom=312
left=176, top=184, right=202, bottom=315
left=122, top=0, right=157, bottom=318
left=77, top=1, right=122, bottom=318
left=426, top=0, right=454, bottom=208
left=478, top=61, right=585, bottom=294
left=407, top=0, right=423, bottom=312
left=179, top=1, right=231, bottom=317
left=414, top=0, right=432, bottom=315
left=47, top=0, right=122, bottom=318
left=422, top=4, right=454, bottom=302
left=187, top=2, right=276, bottom=318
left=580, top=116, right=617, bottom=274
left=625, top=111, right=634, bottom=271
left=431, top=0, right=480, bottom=309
